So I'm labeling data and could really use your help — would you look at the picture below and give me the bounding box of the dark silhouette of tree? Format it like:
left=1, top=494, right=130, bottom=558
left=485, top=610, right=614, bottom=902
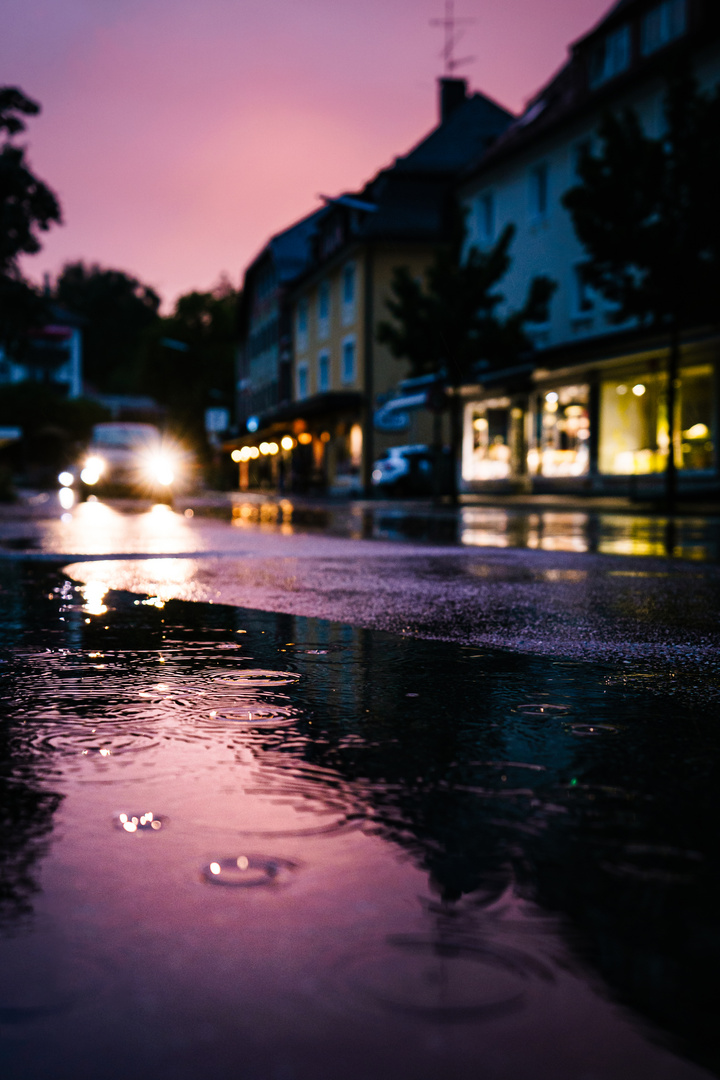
left=377, top=210, right=555, bottom=500
left=140, top=278, right=239, bottom=452
left=562, top=71, right=720, bottom=510
left=54, top=262, right=161, bottom=393
left=0, top=87, right=61, bottom=351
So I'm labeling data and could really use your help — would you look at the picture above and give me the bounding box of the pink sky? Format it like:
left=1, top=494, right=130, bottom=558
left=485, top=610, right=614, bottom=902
left=2, top=0, right=612, bottom=309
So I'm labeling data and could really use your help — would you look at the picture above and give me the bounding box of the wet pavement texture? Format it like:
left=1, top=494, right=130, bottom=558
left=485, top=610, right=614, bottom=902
left=1, top=560, right=719, bottom=1080
left=2, top=497, right=718, bottom=681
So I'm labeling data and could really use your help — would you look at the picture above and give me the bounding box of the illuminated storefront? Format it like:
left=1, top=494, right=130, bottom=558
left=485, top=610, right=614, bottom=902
left=462, top=398, right=514, bottom=482
left=599, top=362, right=714, bottom=475
left=528, top=384, right=591, bottom=478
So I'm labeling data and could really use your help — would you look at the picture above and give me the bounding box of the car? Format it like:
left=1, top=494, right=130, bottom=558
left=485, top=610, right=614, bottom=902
left=59, top=422, right=190, bottom=500
left=371, top=444, right=452, bottom=497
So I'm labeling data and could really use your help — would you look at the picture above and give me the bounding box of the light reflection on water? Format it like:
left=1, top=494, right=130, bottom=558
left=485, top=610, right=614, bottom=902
left=0, top=565, right=717, bottom=1080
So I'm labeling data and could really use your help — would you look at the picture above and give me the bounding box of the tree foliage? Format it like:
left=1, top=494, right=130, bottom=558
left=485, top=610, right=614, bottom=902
left=562, top=70, right=720, bottom=329
left=0, top=87, right=61, bottom=350
left=377, top=214, right=555, bottom=388
left=140, top=279, right=239, bottom=447
left=54, top=261, right=161, bottom=392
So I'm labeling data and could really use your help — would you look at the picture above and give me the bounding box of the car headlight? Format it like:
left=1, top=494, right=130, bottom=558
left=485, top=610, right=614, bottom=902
left=80, top=456, right=105, bottom=485
left=144, top=451, right=177, bottom=486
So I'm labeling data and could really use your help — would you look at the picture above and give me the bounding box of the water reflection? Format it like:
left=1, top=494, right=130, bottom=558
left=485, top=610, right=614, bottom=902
left=0, top=564, right=717, bottom=1078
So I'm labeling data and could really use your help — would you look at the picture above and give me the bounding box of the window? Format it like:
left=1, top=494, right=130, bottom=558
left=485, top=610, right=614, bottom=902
left=342, top=263, right=355, bottom=306
left=317, top=281, right=330, bottom=335
left=572, top=263, right=594, bottom=318
left=641, top=0, right=686, bottom=56
left=588, top=25, right=631, bottom=88
left=297, top=363, right=309, bottom=400
left=296, top=299, right=308, bottom=352
left=317, top=350, right=330, bottom=392
left=463, top=401, right=512, bottom=481
left=528, top=164, right=549, bottom=220
left=528, top=386, right=590, bottom=477
left=477, top=192, right=495, bottom=243
left=341, top=337, right=356, bottom=384
left=599, top=363, right=714, bottom=475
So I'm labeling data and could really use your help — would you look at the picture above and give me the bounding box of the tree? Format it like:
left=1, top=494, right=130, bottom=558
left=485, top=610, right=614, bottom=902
left=562, top=70, right=720, bottom=510
left=54, top=262, right=161, bottom=393
left=0, top=87, right=61, bottom=350
left=377, top=211, right=555, bottom=500
left=139, top=278, right=239, bottom=454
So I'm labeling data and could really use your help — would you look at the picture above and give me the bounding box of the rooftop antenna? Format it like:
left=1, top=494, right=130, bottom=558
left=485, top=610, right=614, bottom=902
left=430, top=0, right=475, bottom=75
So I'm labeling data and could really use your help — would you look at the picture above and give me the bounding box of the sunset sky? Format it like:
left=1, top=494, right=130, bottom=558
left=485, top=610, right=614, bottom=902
left=3, top=0, right=612, bottom=308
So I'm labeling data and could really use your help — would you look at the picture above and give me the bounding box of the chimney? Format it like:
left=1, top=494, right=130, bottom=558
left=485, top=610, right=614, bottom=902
left=439, top=77, right=468, bottom=123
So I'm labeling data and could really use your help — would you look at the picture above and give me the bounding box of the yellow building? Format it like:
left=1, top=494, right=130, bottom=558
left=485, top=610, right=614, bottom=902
left=231, top=78, right=514, bottom=495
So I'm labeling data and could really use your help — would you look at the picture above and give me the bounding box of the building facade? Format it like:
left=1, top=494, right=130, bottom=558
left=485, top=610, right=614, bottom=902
left=230, top=78, right=514, bottom=494
left=458, top=0, right=720, bottom=498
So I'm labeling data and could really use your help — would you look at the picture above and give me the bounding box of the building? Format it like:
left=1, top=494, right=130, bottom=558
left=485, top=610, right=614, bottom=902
left=458, top=0, right=720, bottom=498
left=0, top=310, right=83, bottom=399
left=232, top=78, right=514, bottom=495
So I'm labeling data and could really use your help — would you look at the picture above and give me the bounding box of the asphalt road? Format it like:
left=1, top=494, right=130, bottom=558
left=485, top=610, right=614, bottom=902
left=1, top=495, right=719, bottom=697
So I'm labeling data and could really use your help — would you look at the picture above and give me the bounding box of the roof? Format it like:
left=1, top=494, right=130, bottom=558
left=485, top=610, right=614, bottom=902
left=394, top=91, right=514, bottom=175
left=461, top=0, right=720, bottom=182
left=243, top=207, right=327, bottom=289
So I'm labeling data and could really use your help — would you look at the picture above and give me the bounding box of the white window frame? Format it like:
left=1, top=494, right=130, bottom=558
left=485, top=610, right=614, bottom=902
left=317, top=349, right=330, bottom=393
left=341, top=335, right=356, bottom=385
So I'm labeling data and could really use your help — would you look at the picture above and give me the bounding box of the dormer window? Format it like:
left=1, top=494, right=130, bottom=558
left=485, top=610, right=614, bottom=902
left=641, top=0, right=686, bottom=56
left=588, top=24, right=631, bottom=88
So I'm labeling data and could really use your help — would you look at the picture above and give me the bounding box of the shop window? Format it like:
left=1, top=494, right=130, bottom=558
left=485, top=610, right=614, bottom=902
left=463, top=400, right=512, bottom=481
left=679, top=364, right=714, bottom=471
left=599, top=363, right=714, bottom=474
left=528, top=385, right=590, bottom=477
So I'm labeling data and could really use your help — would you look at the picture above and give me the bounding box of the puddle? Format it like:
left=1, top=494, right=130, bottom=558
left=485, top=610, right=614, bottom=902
left=0, top=561, right=717, bottom=1080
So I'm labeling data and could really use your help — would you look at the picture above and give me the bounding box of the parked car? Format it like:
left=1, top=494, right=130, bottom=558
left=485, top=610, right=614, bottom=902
left=59, top=422, right=190, bottom=500
left=371, top=445, right=452, bottom=497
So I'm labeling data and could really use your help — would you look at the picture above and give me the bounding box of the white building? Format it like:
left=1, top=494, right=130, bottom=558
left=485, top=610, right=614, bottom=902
left=458, top=0, right=720, bottom=497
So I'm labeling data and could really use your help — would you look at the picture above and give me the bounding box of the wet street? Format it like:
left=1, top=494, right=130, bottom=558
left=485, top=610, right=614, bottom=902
left=1, top=494, right=719, bottom=1079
